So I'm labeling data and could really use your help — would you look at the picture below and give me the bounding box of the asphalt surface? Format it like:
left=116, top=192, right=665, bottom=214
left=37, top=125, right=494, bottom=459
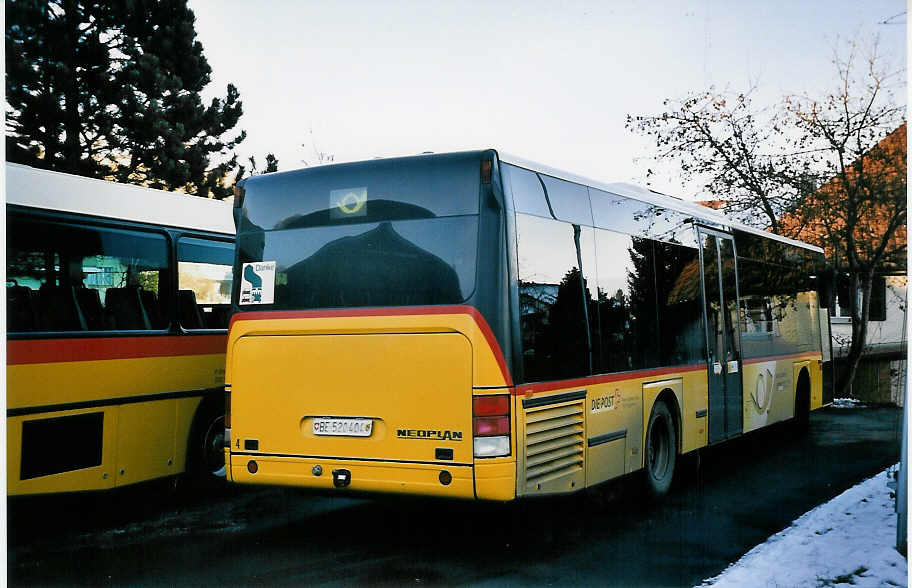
left=7, top=406, right=902, bottom=587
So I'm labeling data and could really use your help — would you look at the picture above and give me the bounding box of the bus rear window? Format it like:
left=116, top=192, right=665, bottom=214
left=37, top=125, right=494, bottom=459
left=237, top=217, right=478, bottom=310
left=239, top=153, right=482, bottom=231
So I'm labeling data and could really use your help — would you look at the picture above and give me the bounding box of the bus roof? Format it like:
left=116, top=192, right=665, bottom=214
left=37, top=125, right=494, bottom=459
left=5, top=162, right=235, bottom=235
left=238, top=149, right=823, bottom=255
left=496, top=151, right=824, bottom=255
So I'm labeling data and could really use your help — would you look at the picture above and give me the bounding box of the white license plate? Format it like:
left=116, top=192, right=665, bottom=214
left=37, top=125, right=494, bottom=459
left=312, top=417, right=373, bottom=437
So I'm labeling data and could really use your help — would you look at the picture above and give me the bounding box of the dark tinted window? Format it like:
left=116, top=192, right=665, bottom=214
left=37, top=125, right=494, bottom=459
left=593, top=230, right=657, bottom=372
left=870, top=276, right=886, bottom=321
left=831, top=273, right=886, bottom=321
left=516, top=214, right=591, bottom=381
left=589, top=188, right=697, bottom=247
left=591, top=231, right=703, bottom=374
left=503, top=164, right=552, bottom=218
left=177, top=237, right=234, bottom=329
left=653, top=240, right=705, bottom=366
left=540, top=175, right=592, bottom=225
left=835, top=274, right=853, bottom=317
left=240, top=153, right=481, bottom=230
left=238, top=217, right=477, bottom=310
left=7, top=216, right=169, bottom=332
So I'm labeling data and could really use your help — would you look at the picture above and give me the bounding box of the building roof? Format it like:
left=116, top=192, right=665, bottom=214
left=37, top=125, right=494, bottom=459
left=781, top=122, right=906, bottom=269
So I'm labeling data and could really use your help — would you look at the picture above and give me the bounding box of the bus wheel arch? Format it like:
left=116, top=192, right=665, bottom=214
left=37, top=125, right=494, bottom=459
left=644, top=391, right=679, bottom=498
left=186, top=396, right=227, bottom=485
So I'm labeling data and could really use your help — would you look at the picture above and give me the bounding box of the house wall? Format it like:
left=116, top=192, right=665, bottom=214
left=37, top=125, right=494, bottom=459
left=831, top=276, right=907, bottom=404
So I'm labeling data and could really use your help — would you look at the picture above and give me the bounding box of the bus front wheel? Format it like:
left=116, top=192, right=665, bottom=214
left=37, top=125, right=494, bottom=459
left=645, top=401, right=676, bottom=498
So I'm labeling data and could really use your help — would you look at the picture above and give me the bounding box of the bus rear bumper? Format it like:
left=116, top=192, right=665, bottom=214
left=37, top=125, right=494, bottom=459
left=230, top=454, right=476, bottom=499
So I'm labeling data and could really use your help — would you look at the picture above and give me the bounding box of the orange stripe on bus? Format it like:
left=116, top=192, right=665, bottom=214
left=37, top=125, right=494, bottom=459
left=230, top=305, right=514, bottom=386
left=7, top=335, right=227, bottom=365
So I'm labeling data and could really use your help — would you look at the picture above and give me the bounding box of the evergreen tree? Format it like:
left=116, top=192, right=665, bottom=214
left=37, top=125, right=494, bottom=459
left=6, top=0, right=246, bottom=198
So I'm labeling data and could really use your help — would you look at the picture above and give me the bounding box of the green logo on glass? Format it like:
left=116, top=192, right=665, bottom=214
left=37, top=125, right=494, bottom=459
left=330, top=187, right=367, bottom=218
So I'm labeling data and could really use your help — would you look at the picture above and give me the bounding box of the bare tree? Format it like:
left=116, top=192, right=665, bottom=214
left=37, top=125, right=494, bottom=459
left=627, top=37, right=906, bottom=397
left=626, top=88, right=811, bottom=237
left=784, top=39, right=906, bottom=394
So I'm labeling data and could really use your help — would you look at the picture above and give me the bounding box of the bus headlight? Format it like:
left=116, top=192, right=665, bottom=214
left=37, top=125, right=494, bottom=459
left=474, top=435, right=510, bottom=458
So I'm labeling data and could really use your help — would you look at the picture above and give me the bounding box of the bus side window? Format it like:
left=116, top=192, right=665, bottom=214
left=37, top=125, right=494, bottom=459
left=7, top=216, right=169, bottom=333
left=503, top=164, right=552, bottom=219
left=516, top=213, right=592, bottom=382
left=177, top=237, right=234, bottom=330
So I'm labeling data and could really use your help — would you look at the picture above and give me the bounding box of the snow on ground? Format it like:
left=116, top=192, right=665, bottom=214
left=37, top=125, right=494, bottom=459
left=700, top=466, right=907, bottom=587
left=832, top=398, right=865, bottom=408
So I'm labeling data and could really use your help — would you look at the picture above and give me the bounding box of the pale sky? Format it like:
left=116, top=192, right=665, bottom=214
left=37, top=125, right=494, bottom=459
left=188, top=0, right=906, bottom=200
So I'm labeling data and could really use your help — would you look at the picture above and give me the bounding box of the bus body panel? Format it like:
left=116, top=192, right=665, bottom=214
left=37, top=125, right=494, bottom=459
left=739, top=352, right=822, bottom=434
left=7, top=340, right=226, bottom=410
left=7, top=340, right=223, bottom=495
left=7, top=407, right=119, bottom=494
left=810, top=359, right=824, bottom=410
left=225, top=309, right=511, bottom=389
left=474, top=457, right=516, bottom=501
left=230, top=331, right=473, bottom=465
left=514, top=367, right=706, bottom=497
left=227, top=309, right=515, bottom=498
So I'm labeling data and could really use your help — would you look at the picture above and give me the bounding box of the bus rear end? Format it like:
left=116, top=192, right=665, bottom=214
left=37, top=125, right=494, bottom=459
left=226, top=151, right=517, bottom=500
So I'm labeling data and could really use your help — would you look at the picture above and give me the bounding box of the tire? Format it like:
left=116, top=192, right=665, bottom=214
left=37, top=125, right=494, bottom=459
left=186, top=400, right=227, bottom=487
left=793, top=372, right=811, bottom=435
left=645, top=400, right=677, bottom=498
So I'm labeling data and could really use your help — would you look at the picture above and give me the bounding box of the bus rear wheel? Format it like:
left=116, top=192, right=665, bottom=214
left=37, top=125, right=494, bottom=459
left=187, top=400, right=226, bottom=487
left=793, top=370, right=811, bottom=436
left=645, top=401, right=676, bottom=498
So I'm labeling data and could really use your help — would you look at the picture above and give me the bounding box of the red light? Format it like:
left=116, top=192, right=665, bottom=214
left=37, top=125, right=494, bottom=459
left=474, top=416, right=510, bottom=436
left=473, top=395, right=509, bottom=416
left=439, top=470, right=452, bottom=486
left=247, top=460, right=258, bottom=474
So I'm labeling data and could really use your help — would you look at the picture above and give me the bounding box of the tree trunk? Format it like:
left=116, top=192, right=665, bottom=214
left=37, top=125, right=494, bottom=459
left=837, top=270, right=874, bottom=397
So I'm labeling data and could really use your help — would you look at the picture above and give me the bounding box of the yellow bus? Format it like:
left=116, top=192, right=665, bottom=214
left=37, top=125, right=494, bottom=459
left=7, top=163, right=235, bottom=495
left=225, top=150, right=833, bottom=500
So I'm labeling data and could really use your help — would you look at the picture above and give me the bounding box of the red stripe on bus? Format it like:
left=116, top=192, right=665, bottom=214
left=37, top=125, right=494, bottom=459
left=514, top=363, right=707, bottom=396
left=229, top=306, right=514, bottom=387
left=7, top=335, right=227, bottom=366
left=516, top=352, right=823, bottom=397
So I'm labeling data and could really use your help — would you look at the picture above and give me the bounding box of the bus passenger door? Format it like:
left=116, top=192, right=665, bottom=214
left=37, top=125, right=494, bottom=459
left=699, top=229, right=743, bottom=443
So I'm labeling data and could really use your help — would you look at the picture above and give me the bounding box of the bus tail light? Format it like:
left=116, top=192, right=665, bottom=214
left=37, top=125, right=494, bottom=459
left=474, top=416, right=509, bottom=436
left=473, top=394, right=510, bottom=458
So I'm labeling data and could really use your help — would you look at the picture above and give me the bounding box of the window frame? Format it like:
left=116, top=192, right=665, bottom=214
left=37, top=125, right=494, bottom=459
left=176, top=233, right=237, bottom=333
left=6, top=205, right=233, bottom=339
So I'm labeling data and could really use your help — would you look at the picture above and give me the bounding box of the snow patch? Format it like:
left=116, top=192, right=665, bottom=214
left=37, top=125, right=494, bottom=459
left=832, top=398, right=865, bottom=408
left=700, top=466, right=906, bottom=588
